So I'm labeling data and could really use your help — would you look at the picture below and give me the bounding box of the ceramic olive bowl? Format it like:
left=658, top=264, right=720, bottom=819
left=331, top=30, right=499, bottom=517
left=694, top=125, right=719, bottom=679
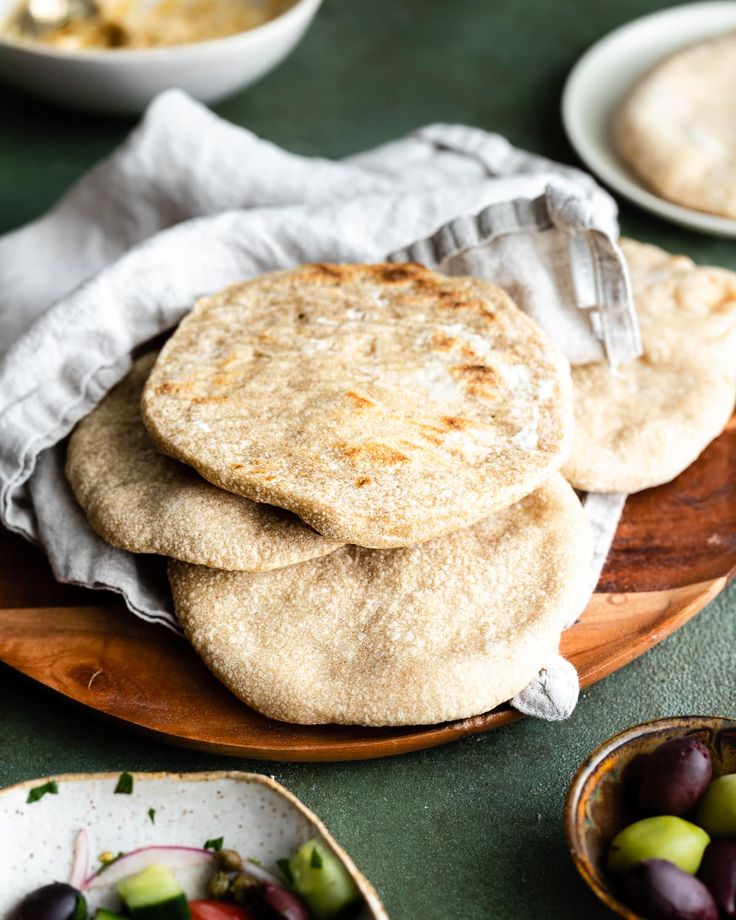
left=564, top=715, right=736, bottom=919
left=0, top=770, right=388, bottom=918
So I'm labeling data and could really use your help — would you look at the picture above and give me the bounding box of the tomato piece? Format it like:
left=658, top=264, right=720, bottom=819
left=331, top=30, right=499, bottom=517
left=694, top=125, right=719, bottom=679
left=189, top=900, right=256, bottom=920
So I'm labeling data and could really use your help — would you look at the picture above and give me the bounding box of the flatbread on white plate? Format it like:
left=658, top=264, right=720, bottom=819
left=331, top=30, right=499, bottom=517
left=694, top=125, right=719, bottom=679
left=66, top=353, right=343, bottom=571
left=616, top=33, right=736, bottom=218
left=142, top=262, right=573, bottom=549
left=564, top=239, right=736, bottom=493
left=168, top=473, right=592, bottom=727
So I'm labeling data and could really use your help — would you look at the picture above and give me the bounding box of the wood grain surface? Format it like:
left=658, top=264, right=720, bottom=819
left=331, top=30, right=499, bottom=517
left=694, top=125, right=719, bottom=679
left=0, top=413, right=733, bottom=761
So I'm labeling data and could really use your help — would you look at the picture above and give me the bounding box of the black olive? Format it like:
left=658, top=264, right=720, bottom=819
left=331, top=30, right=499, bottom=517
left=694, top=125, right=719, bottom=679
left=14, top=883, right=86, bottom=920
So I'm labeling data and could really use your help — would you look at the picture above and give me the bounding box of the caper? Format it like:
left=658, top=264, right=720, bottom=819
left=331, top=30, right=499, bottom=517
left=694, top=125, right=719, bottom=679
left=206, top=870, right=232, bottom=900
left=215, top=848, right=244, bottom=872
left=231, top=872, right=259, bottom=904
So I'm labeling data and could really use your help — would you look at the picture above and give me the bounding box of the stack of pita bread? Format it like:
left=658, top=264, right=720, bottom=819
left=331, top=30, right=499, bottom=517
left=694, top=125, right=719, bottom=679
left=66, top=243, right=736, bottom=727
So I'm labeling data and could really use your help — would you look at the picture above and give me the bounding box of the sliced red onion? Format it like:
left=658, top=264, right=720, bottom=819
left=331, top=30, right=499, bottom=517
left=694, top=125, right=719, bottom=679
left=69, top=828, right=91, bottom=890
left=242, top=859, right=282, bottom=887
left=83, top=845, right=214, bottom=890
left=261, top=882, right=309, bottom=920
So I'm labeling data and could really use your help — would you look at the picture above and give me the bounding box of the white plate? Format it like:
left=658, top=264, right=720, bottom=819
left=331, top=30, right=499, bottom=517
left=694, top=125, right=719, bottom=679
left=562, top=1, right=736, bottom=237
left=0, top=771, right=388, bottom=919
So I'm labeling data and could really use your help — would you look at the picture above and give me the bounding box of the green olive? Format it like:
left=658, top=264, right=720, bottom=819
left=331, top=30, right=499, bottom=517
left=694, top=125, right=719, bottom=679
left=698, top=774, right=736, bottom=837
left=607, top=816, right=710, bottom=876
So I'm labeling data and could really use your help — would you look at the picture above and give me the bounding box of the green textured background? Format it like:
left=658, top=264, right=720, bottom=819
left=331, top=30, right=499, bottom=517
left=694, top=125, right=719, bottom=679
left=1, top=1, right=734, bottom=917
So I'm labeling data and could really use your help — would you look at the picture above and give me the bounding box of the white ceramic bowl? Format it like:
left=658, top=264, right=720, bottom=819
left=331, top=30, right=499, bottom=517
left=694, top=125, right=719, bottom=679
left=0, top=771, right=388, bottom=918
left=562, top=1, right=736, bottom=237
left=0, top=0, right=322, bottom=113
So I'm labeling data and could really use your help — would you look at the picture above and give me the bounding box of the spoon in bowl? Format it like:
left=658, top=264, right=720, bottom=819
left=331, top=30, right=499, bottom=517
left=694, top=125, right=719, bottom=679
left=20, top=0, right=99, bottom=34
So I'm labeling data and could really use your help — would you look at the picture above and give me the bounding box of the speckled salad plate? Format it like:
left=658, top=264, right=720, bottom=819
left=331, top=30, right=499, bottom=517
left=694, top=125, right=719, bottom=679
left=0, top=771, right=388, bottom=919
left=562, top=1, right=736, bottom=236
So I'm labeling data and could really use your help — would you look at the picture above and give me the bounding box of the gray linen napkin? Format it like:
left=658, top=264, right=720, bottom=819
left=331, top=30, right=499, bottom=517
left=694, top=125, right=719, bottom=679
left=0, top=90, right=637, bottom=718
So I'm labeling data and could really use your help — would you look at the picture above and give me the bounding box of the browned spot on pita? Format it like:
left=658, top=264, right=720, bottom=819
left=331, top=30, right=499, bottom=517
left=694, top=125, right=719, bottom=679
left=407, top=420, right=446, bottom=446
left=453, top=363, right=496, bottom=377
left=712, top=292, right=736, bottom=313
left=376, top=264, right=427, bottom=284
left=156, top=380, right=191, bottom=395
left=441, top=415, right=471, bottom=431
left=341, top=443, right=409, bottom=465
left=410, top=276, right=446, bottom=294
left=434, top=289, right=488, bottom=313
left=430, top=332, right=482, bottom=361
left=344, top=391, right=375, bottom=409
left=468, top=383, right=496, bottom=399
left=385, top=521, right=411, bottom=538
left=233, top=462, right=272, bottom=476
left=397, top=294, right=428, bottom=308
left=191, top=395, right=229, bottom=404
left=431, top=331, right=457, bottom=352
left=355, top=476, right=372, bottom=488
left=300, top=263, right=345, bottom=284
left=452, top=364, right=498, bottom=392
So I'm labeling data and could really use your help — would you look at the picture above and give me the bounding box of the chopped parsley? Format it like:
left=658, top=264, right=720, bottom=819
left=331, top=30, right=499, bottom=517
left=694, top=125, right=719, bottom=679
left=204, top=836, right=224, bottom=851
left=26, top=780, right=58, bottom=803
left=114, top=772, right=134, bottom=794
left=310, top=847, right=323, bottom=869
left=277, top=858, right=294, bottom=886
left=148, top=807, right=156, bottom=824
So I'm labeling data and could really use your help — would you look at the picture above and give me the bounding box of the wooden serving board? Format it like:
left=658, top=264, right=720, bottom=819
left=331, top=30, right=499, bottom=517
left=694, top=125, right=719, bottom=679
left=1, top=414, right=734, bottom=762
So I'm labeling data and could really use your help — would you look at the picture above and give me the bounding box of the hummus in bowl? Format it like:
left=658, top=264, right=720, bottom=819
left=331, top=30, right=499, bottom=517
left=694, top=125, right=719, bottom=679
left=0, top=0, right=321, bottom=111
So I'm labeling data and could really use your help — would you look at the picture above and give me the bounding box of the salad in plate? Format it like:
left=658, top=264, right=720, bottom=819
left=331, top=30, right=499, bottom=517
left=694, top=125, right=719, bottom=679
left=0, top=772, right=384, bottom=920
left=12, top=833, right=362, bottom=920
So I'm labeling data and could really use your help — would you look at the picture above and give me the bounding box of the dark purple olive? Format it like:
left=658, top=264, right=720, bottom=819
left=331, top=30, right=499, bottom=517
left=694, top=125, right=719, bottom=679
left=639, top=736, right=713, bottom=816
left=238, top=881, right=308, bottom=920
left=13, top=883, right=86, bottom=920
left=621, top=859, right=718, bottom=920
left=699, top=839, right=736, bottom=918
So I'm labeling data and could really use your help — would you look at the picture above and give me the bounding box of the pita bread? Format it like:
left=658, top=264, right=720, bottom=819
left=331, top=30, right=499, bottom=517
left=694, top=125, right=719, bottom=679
left=143, top=263, right=573, bottom=549
left=168, top=474, right=592, bottom=726
left=564, top=239, right=736, bottom=493
left=616, top=33, right=736, bottom=218
left=66, top=354, right=343, bottom=571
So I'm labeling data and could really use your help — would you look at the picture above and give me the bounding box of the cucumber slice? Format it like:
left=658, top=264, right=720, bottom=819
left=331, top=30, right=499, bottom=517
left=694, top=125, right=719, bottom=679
left=289, top=839, right=361, bottom=919
left=95, top=911, right=127, bottom=920
left=117, top=864, right=190, bottom=920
